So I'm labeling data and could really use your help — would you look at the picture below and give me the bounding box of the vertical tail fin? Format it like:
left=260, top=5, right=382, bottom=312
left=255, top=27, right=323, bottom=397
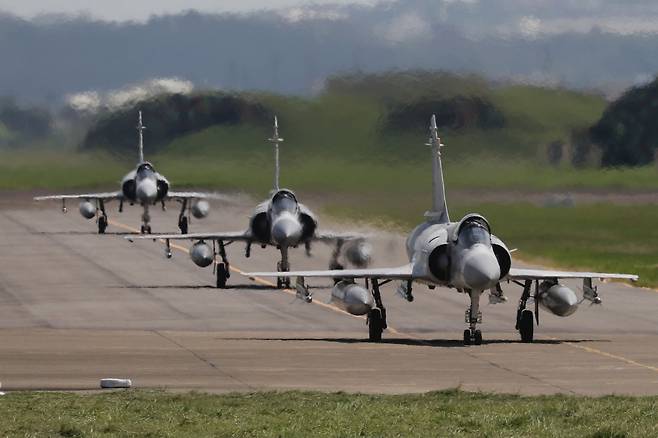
left=137, top=110, right=146, bottom=164
left=268, top=116, right=284, bottom=191
left=425, top=114, right=450, bottom=224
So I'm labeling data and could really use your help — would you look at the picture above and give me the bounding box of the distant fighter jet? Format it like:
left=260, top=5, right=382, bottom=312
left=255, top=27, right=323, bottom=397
left=128, top=117, right=371, bottom=289
left=35, top=111, right=226, bottom=234
left=247, top=115, right=638, bottom=344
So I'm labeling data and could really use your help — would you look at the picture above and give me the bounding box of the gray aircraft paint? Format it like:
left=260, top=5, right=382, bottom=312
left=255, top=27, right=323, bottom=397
left=34, top=111, right=224, bottom=234
left=248, top=114, right=638, bottom=344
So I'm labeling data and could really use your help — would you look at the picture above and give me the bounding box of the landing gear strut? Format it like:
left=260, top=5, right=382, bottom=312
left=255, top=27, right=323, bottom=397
left=516, top=279, right=535, bottom=343
left=178, top=199, right=189, bottom=234
left=464, top=289, right=483, bottom=345
left=140, top=205, right=152, bottom=234
left=276, top=246, right=291, bottom=289
left=97, top=200, right=108, bottom=234
left=215, top=240, right=230, bottom=288
left=367, top=279, right=387, bottom=342
left=329, top=239, right=345, bottom=270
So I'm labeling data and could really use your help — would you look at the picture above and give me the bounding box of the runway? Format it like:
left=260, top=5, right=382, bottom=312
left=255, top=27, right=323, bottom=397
left=1, top=195, right=657, bottom=395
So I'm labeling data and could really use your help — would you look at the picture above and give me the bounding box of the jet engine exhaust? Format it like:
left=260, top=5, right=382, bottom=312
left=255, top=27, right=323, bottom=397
left=190, top=241, right=214, bottom=267
left=538, top=281, right=579, bottom=317
left=78, top=201, right=96, bottom=219
left=330, top=280, right=374, bottom=316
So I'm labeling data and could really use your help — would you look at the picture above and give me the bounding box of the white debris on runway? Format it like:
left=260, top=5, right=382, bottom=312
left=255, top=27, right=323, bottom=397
left=100, top=378, right=132, bottom=389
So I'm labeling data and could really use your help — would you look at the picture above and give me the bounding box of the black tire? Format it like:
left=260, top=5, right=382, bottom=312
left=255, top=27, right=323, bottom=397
left=216, top=263, right=228, bottom=289
left=283, top=278, right=291, bottom=288
left=463, top=329, right=472, bottom=346
left=519, top=310, right=534, bottom=343
left=179, top=217, right=188, bottom=234
left=145, top=225, right=152, bottom=234
left=98, top=217, right=107, bottom=234
left=368, top=309, right=383, bottom=342
left=140, top=225, right=145, bottom=234
left=473, top=330, right=483, bottom=345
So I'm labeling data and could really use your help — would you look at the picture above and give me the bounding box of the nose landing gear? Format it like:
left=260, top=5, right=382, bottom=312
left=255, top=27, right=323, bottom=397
left=276, top=247, right=291, bottom=289
left=140, top=205, right=151, bottom=234
left=464, top=289, right=484, bottom=345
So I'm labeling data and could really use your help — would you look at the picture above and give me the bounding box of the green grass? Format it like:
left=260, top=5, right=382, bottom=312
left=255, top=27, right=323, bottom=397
left=0, top=150, right=125, bottom=190
left=1, top=390, right=656, bottom=437
left=325, top=200, right=658, bottom=288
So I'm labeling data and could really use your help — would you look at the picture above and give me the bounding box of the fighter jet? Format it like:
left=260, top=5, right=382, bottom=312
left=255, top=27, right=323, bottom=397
left=127, top=117, right=371, bottom=288
left=35, top=111, right=226, bottom=234
left=247, top=115, right=638, bottom=345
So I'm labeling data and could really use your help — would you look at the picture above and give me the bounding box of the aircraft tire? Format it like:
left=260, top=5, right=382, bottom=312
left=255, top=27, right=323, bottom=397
left=463, top=329, right=472, bottom=346
left=98, top=216, right=107, bottom=234
left=473, top=329, right=482, bottom=345
left=520, top=310, right=534, bottom=343
left=217, top=263, right=228, bottom=289
left=368, top=309, right=383, bottom=342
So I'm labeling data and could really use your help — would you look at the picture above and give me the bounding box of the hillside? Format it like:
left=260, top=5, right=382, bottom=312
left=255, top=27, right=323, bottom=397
left=80, top=72, right=607, bottom=169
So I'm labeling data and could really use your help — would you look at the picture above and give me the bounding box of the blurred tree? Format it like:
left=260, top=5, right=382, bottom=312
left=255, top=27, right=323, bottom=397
left=81, top=92, right=271, bottom=154
left=590, top=77, right=658, bottom=166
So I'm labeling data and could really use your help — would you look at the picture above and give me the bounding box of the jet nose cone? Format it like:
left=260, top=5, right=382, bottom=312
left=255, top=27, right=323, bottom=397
left=463, top=247, right=500, bottom=290
left=136, top=178, right=158, bottom=202
left=271, top=215, right=302, bottom=247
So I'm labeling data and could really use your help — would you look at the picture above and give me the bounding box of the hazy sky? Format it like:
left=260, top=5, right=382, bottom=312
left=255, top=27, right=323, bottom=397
left=0, top=0, right=379, bottom=21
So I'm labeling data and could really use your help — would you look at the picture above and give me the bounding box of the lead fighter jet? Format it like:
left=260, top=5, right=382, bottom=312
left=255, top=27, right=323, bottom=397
left=128, top=117, right=371, bottom=288
left=35, top=111, right=226, bottom=234
left=247, top=115, right=638, bottom=344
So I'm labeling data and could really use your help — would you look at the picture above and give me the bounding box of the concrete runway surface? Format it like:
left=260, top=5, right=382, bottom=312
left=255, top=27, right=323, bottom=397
left=0, top=195, right=657, bottom=395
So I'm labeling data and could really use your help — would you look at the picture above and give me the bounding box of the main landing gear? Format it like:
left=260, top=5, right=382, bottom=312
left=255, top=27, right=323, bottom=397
left=367, top=279, right=388, bottom=342
left=463, top=289, right=484, bottom=345
left=215, top=240, right=231, bottom=288
left=276, top=246, right=291, bottom=289
left=178, top=199, right=189, bottom=234
left=515, top=279, right=535, bottom=343
left=97, top=200, right=108, bottom=234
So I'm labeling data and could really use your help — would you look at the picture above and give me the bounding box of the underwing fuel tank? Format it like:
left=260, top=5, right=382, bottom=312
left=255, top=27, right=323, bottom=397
left=78, top=201, right=96, bottom=219
left=330, top=280, right=374, bottom=316
left=538, top=282, right=579, bottom=317
left=190, top=241, right=214, bottom=267
left=191, top=200, right=210, bottom=219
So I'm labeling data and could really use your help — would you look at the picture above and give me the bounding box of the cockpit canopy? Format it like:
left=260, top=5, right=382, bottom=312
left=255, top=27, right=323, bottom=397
left=137, top=162, right=155, bottom=174
left=271, top=189, right=298, bottom=214
left=456, top=215, right=491, bottom=247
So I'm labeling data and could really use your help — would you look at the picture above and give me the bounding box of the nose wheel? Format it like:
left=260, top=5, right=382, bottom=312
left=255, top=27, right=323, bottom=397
left=463, top=289, right=484, bottom=345
left=141, top=205, right=152, bottom=235
left=276, top=248, right=291, bottom=289
left=463, top=329, right=482, bottom=345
